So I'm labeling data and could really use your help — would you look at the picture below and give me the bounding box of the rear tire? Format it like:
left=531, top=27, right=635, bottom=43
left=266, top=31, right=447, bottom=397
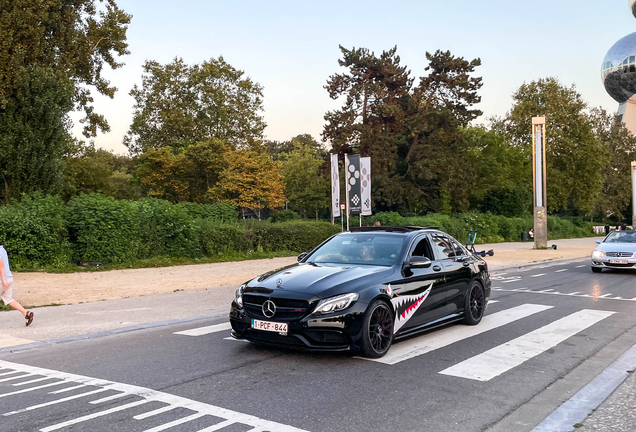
left=359, top=300, right=394, bottom=358
left=463, top=281, right=485, bottom=326
left=591, top=266, right=602, bottom=273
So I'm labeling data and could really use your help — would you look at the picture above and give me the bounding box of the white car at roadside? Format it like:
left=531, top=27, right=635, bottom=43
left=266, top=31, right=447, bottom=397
left=591, top=230, right=636, bottom=273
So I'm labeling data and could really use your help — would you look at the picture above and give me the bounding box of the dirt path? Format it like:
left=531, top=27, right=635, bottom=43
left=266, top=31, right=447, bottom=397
left=9, top=237, right=599, bottom=308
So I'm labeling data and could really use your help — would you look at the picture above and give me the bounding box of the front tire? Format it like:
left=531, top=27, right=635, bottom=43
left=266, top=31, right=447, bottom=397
left=463, top=281, right=485, bottom=326
left=359, top=300, right=394, bottom=358
left=591, top=266, right=602, bottom=273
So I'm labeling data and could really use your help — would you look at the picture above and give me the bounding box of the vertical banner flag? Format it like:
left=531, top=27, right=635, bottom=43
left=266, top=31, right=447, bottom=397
left=347, top=155, right=361, bottom=215
left=331, top=154, right=340, bottom=218
left=360, top=157, right=372, bottom=216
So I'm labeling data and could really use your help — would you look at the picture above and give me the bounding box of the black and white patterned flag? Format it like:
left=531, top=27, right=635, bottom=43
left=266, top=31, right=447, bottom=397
left=346, top=155, right=361, bottom=215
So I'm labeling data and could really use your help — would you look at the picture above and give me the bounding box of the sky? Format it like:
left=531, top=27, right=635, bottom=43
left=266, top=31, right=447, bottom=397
left=72, top=0, right=636, bottom=154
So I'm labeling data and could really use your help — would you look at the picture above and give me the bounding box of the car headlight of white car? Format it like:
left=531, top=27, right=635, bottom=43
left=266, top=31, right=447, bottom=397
left=312, top=293, right=359, bottom=315
left=592, top=250, right=604, bottom=258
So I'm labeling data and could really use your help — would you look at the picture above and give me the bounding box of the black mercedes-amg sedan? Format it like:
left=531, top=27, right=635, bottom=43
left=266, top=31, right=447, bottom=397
left=229, top=226, right=491, bottom=358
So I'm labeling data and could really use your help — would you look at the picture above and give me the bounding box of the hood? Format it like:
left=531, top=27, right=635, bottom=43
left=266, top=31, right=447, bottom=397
left=246, top=262, right=394, bottom=298
left=596, top=242, right=636, bottom=253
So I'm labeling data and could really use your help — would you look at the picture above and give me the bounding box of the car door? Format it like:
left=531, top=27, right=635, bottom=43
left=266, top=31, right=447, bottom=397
left=431, top=234, right=473, bottom=313
left=389, top=234, right=450, bottom=334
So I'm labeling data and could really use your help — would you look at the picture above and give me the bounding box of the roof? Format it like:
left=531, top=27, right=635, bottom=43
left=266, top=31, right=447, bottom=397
left=349, top=226, right=439, bottom=233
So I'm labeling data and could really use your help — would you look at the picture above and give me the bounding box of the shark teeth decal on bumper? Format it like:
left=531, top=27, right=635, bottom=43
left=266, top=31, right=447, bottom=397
left=391, top=284, right=433, bottom=333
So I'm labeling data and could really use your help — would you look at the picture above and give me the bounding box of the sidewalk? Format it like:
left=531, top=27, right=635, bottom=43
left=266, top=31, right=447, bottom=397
left=3, top=235, right=630, bottom=432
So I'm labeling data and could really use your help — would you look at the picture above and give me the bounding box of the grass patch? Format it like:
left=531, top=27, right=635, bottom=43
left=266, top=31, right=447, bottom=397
left=15, top=250, right=298, bottom=274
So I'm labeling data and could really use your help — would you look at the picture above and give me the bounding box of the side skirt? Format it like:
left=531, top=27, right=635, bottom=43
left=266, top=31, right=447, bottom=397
left=394, top=312, right=463, bottom=340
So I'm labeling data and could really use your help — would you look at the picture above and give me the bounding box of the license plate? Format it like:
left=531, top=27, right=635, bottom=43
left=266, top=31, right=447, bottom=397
left=252, top=319, right=288, bottom=335
left=610, top=260, right=629, bottom=264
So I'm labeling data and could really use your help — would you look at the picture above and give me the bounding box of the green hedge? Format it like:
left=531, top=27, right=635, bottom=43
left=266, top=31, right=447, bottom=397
left=0, top=194, right=597, bottom=270
left=368, top=212, right=594, bottom=244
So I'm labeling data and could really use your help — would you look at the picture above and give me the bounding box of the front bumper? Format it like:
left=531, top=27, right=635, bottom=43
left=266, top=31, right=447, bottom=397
left=229, top=301, right=366, bottom=352
left=591, top=256, right=636, bottom=269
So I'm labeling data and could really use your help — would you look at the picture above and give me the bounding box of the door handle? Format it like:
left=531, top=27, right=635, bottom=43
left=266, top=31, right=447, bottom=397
left=433, top=265, right=441, bottom=272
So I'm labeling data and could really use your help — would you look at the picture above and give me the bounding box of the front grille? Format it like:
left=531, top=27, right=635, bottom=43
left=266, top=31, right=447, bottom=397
left=243, top=294, right=309, bottom=321
left=606, top=252, right=634, bottom=258
left=604, top=262, right=636, bottom=268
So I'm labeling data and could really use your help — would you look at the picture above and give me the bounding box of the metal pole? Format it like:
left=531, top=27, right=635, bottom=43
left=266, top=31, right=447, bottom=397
left=532, top=117, right=548, bottom=249
left=345, top=154, right=350, bottom=232
left=632, top=161, right=636, bottom=228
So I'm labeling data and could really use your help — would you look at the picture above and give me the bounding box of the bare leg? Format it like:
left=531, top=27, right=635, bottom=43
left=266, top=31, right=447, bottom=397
left=7, top=300, right=27, bottom=317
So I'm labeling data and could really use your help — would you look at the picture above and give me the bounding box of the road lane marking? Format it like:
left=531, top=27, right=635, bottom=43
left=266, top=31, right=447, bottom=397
left=49, top=384, right=87, bottom=394
left=0, top=381, right=69, bottom=398
left=197, top=420, right=236, bottom=431
left=41, top=400, right=152, bottom=431
left=90, top=392, right=129, bottom=404
left=360, top=304, right=553, bottom=365
left=599, top=294, right=613, bottom=298
left=576, top=265, right=586, bottom=268
left=530, top=273, right=546, bottom=278
left=0, top=374, right=32, bottom=383
left=4, top=388, right=110, bottom=416
left=493, top=288, right=633, bottom=302
left=13, top=377, right=51, bottom=386
left=174, top=322, right=232, bottom=336
left=0, top=360, right=310, bottom=432
left=555, top=269, right=568, bottom=272
left=224, top=337, right=249, bottom=342
left=440, top=309, right=615, bottom=381
left=133, top=405, right=178, bottom=420
left=142, top=413, right=207, bottom=432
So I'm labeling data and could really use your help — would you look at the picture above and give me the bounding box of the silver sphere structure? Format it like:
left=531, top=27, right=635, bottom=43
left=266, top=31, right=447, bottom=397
left=602, top=32, right=636, bottom=103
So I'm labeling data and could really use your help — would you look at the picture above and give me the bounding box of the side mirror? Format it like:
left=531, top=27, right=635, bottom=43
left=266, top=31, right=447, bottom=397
left=297, top=252, right=308, bottom=262
left=407, top=256, right=432, bottom=269
left=596, top=240, right=602, bottom=244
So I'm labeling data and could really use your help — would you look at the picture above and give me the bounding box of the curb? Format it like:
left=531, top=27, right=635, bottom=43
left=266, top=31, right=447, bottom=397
left=0, top=310, right=230, bottom=355
left=490, top=256, right=589, bottom=273
left=531, top=342, right=636, bottom=432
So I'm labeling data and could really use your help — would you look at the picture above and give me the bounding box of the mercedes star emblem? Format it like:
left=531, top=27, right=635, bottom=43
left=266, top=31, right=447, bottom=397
left=262, top=300, right=276, bottom=318
left=276, top=278, right=283, bottom=287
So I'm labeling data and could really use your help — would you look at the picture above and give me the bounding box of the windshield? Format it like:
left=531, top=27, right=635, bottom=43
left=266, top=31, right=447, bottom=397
left=605, top=231, right=636, bottom=243
left=308, top=233, right=405, bottom=267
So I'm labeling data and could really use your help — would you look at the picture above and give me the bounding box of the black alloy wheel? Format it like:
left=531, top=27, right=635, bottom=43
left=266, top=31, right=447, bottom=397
left=463, top=281, right=485, bottom=325
left=591, top=267, right=602, bottom=273
left=360, top=300, right=394, bottom=358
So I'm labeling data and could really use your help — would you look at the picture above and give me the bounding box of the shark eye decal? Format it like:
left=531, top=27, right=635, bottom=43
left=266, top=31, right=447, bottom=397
left=390, top=284, right=433, bottom=334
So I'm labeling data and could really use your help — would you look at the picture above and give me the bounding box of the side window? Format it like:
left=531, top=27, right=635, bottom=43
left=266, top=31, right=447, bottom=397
left=411, top=237, right=434, bottom=260
left=450, top=239, right=467, bottom=257
left=431, top=234, right=455, bottom=259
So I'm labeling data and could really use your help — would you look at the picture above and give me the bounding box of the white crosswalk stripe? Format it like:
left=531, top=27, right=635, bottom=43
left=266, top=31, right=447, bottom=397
left=0, top=359, right=310, bottom=432
left=360, top=304, right=553, bottom=365
left=439, top=309, right=615, bottom=381
left=173, top=322, right=232, bottom=336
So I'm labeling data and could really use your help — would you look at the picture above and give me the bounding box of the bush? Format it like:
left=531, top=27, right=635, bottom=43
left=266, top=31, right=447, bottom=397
left=198, top=220, right=247, bottom=254
left=66, top=194, right=141, bottom=264
left=0, top=194, right=70, bottom=268
left=175, top=202, right=237, bottom=222
left=269, top=209, right=301, bottom=223
left=137, top=199, right=201, bottom=259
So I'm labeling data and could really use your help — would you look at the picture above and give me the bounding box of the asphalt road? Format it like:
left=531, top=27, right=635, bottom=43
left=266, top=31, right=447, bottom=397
left=1, top=258, right=636, bottom=432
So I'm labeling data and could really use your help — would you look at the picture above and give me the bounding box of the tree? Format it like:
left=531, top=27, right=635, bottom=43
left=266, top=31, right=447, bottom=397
left=402, top=50, right=483, bottom=213
left=323, top=46, right=413, bottom=210
left=0, top=66, right=74, bottom=203
left=589, top=108, right=636, bottom=221
left=280, top=143, right=330, bottom=219
left=135, top=139, right=229, bottom=204
left=210, top=150, right=285, bottom=211
left=63, top=140, right=141, bottom=200
left=492, top=78, right=607, bottom=215
left=125, top=57, right=265, bottom=154
left=0, top=0, right=132, bottom=137
left=265, top=134, right=325, bottom=161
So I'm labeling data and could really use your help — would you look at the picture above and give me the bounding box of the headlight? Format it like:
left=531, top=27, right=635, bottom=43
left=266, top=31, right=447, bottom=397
left=312, top=293, right=359, bottom=315
left=235, top=284, right=246, bottom=308
left=592, top=250, right=604, bottom=258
